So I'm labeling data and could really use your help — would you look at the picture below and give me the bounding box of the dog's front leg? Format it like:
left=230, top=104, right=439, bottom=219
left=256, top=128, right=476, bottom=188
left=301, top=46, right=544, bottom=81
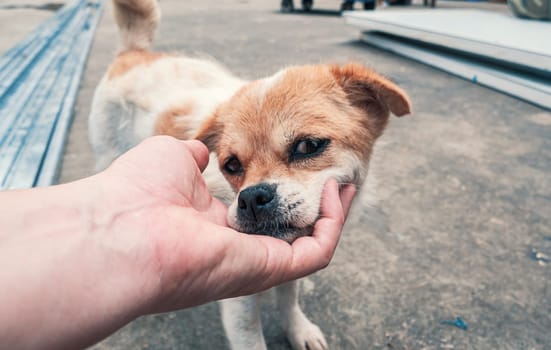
left=276, top=280, right=328, bottom=350
left=220, top=295, right=267, bottom=350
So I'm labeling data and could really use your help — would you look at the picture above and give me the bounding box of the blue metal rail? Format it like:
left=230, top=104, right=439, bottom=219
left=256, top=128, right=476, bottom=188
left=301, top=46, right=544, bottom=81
left=0, top=0, right=104, bottom=190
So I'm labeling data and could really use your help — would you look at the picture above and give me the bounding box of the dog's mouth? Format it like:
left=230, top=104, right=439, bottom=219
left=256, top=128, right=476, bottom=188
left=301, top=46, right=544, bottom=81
left=229, top=182, right=317, bottom=242
left=233, top=219, right=315, bottom=243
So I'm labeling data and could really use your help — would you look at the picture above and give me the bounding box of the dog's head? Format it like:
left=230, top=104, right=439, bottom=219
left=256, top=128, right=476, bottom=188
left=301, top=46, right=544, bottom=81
left=196, top=63, right=411, bottom=242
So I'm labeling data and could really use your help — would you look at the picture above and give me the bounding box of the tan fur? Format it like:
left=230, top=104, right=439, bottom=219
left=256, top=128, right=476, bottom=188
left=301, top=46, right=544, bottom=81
left=331, top=62, right=412, bottom=136
left=194, top=112, right=223, bottom=150
left=195, top=63, right=409, bottom=192
left=108, top=49, right=165, bottom=79
left=153, top=104, right=196, bottom=138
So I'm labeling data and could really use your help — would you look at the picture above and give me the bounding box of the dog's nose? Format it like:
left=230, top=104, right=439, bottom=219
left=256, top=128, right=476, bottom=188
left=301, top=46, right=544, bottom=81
left=237, top=183, right=277, bottom=222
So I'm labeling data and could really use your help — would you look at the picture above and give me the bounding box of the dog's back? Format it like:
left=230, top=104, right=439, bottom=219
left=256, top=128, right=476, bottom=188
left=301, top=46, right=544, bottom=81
left=88, top=0, right=244, bottom=171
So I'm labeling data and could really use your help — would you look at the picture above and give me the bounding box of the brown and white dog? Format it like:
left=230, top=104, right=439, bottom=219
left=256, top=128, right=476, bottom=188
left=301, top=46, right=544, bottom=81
left=88, top=0, right=411, bottom=349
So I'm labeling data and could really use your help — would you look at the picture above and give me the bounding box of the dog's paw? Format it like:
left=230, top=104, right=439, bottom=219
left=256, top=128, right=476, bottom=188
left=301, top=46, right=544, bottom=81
left=286, top=317, right=328, bottom=350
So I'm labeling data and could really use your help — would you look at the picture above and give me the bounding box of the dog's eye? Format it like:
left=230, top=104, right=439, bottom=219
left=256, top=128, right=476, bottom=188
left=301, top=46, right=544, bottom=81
left=223, top=156, right=243, bottom=175
left=290, top=138, right=330, bottom=161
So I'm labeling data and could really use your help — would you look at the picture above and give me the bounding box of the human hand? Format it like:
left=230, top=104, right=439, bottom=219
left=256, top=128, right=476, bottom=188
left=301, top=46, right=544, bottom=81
left=0, top=136, right=355, bottom=350
left=92, top=136, right=357, bottom=314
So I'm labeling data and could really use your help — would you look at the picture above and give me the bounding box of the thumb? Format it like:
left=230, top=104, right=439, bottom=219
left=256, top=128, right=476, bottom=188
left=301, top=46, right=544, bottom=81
left=183, top=140, right=210, bottom=172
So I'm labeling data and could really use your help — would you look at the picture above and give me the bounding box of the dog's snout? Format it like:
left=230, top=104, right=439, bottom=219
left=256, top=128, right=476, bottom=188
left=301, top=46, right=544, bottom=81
left=237, top=183, right=277, bottom=222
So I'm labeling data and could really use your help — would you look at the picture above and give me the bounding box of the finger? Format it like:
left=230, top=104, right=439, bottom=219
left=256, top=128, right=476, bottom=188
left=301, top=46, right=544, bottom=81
left=182, top=140, right=216, bottom=211
left=319, top=178, right=346, bottom=224
left=285, top=178, right=347, bottom=278
left=183, top=140, right=210, bottom=172
left=339, top=184, right=357, bottom=219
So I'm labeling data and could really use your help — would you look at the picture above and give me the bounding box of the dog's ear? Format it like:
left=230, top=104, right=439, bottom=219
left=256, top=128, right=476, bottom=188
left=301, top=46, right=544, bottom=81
left=194, top=113, right=222, bottom=152
left=331, top=62, right=411, bottom=116
left=331, top=63, right=411, bottom=136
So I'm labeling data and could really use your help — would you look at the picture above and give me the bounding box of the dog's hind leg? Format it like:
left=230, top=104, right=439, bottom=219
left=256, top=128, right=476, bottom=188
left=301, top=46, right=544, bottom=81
left=276, top=280, right=328, bottom=350
left=220, top=295, right=267, bottom=350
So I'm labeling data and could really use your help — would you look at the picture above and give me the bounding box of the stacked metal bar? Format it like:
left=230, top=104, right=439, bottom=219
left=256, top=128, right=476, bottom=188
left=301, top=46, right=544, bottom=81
left=344, top=10, right=551, bottom=111
left=0, top=0, right=104, bottom=190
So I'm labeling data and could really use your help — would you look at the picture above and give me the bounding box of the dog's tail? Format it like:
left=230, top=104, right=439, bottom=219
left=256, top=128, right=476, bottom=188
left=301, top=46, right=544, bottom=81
left=112, top=0, right=160, bottom=50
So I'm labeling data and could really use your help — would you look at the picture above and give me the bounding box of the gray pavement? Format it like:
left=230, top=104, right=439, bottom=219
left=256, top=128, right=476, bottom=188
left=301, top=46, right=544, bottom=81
left=2, top=0, right=550, bottom=349
left=0, top=1, right=65, bottom=54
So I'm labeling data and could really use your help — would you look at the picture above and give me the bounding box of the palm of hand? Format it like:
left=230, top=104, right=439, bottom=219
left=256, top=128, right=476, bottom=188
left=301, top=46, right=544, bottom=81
left=97, top=137, right=234, bottom=311
left=92, top=136, right=353, bottom=313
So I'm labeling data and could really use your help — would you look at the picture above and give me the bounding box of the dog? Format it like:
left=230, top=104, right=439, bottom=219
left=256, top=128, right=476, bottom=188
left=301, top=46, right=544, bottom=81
left=88, top=0, right=411, bottom=349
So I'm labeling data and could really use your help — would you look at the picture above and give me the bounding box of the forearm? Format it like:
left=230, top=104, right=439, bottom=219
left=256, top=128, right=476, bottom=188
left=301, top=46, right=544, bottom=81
left=0, top=179, right=152, bottom=349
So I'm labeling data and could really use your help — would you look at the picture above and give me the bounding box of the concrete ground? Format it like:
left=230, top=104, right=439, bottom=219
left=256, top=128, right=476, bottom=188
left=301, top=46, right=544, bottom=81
left=0, top=1, right=65, bottom=54
left=1, top=0, right=550, bottom=349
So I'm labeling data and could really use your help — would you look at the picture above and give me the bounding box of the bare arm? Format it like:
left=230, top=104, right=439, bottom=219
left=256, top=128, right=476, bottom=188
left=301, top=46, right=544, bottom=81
left=0, top=136, right=355, bottom=350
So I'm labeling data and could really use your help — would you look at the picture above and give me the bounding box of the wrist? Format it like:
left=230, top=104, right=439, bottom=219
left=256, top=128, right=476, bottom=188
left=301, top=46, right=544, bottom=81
left=0, top=177, right=154, bottom=349
left=81, top=173, right=167, bottom=316
left=74, top=173, right=160, bottom=316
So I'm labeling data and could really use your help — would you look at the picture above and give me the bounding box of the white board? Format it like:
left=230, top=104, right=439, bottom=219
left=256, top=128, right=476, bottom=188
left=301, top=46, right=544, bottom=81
left=360, top=32, right=551, bottom=110
left=344, top=9, right=551, bottom=77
